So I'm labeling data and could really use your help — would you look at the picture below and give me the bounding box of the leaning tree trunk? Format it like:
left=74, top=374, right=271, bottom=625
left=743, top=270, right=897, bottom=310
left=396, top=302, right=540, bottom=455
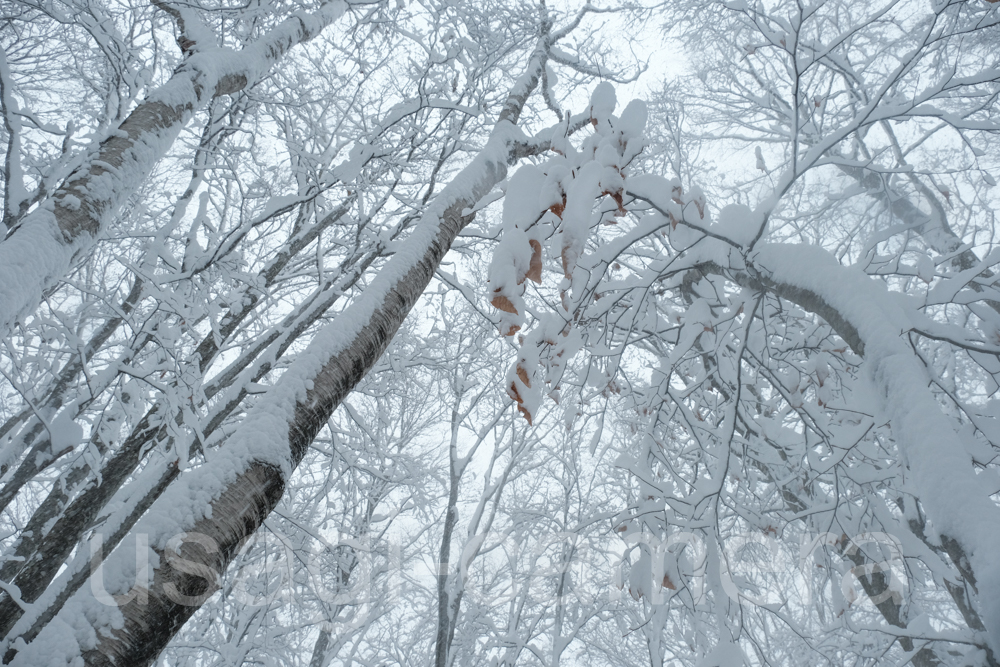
left=705, top=242, right=1000, bottom=651
left=3, top=45, right=547, bottom=667
left=0, top=0, right=348, bottom=338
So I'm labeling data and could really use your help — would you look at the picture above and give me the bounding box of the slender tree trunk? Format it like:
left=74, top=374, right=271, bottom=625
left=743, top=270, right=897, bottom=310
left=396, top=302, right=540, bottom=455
left=4, top=45, right=547, bottom=667
left=0, top=1, right=348, bottom=337
left=704, top=243, right=1000, bottom=650
left=435, top=407, right=462, bottom=667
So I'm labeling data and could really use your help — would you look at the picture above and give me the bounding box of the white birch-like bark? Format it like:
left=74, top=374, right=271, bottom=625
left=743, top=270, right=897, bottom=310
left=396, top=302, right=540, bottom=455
left=727, top=242, right=1000, bottom=651
left=4, top=44, right=546, bottom=667
left=0, top=0, right=347, bottom=338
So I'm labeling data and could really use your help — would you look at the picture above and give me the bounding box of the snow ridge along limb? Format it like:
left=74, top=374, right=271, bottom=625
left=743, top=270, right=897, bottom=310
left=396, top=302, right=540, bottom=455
left=0, top=1, right=347, bottom=339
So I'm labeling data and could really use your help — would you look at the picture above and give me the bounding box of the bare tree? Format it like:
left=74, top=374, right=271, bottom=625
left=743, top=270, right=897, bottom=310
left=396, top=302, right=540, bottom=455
left=2, top=0, right=1000, bottom=665
left=0, top=1, right=640, bottom=664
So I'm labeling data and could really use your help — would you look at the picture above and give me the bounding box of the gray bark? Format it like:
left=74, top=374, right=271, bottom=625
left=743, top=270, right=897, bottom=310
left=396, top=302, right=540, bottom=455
left=23, top=46, right=544, bottom=667
left=0, top=1, right=348, bottom=337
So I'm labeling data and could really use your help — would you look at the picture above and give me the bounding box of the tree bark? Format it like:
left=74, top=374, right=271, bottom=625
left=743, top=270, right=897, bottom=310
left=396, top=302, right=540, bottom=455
left=4, top=45, right=546, bottom=667
left=713, top=244, right=1000, bottom=651
left=0, top=1, right=348, bottom=338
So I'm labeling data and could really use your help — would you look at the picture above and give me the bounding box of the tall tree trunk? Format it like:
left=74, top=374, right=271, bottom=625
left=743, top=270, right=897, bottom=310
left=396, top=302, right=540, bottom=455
left=702, top=243, right=1000, bottom=649
left=4, top=45, right=547, bottom=667
left=0, top=1, right=348, bottom=338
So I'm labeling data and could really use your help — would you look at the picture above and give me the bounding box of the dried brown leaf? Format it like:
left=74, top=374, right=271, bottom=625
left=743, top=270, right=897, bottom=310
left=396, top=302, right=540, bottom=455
left=491, top=293, right=518, bottom=314
left=526, top=239, right=543, bottom=283
left=516, top=365, right=531, bottom=388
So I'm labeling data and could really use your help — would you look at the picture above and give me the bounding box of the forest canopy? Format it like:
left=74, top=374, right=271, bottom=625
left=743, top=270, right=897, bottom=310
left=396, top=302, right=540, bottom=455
left=1, top=0, right=1000, bottom=665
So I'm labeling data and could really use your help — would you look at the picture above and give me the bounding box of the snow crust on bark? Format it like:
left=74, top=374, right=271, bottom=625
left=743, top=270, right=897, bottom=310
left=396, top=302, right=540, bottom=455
left=0, top=1, right=347, bottom=339
left=750, top=242, right=1000, bottom=648
left=5, top=48, right=541, bottom=667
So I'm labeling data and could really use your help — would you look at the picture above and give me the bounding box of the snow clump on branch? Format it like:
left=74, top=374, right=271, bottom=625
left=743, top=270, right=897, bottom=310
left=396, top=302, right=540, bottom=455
left=488, top=82, right=648, bottom=423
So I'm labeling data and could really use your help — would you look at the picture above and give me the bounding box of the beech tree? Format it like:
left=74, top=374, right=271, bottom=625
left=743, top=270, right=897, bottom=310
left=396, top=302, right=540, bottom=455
left=482, top=1, right=1000, bottom=664
left=1, top=0, right=1000, bottom=665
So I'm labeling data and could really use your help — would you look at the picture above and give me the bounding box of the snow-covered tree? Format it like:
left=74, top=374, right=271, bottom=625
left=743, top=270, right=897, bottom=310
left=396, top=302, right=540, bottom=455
left=1, top=0, right=999, bottom=665
left=482, top=1, right=1000, bottom=664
